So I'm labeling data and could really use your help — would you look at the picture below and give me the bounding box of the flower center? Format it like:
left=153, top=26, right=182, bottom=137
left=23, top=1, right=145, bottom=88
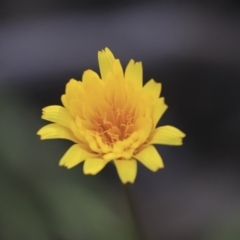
left=93, top=107, right=135, bottom=146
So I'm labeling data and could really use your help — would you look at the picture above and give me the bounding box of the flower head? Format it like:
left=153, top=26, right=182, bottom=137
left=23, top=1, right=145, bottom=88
left=37, top=48, right=185, bottom=183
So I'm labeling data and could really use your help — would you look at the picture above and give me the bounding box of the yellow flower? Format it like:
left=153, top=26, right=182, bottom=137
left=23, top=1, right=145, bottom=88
left=37, top=48, right=185, bottom=183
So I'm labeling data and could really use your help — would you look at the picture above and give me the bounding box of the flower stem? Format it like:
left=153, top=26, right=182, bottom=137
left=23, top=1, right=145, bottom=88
left=123, top=184, right=145, bottom=240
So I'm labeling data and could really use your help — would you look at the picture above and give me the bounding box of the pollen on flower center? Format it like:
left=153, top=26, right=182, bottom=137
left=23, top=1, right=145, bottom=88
left=84, top=103, right=142, bottom=162
left=93, top=105, right=136, bottom=146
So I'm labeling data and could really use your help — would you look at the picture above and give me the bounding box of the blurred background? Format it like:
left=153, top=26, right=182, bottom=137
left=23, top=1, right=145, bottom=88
left=1, top=0, right=240, bottom=239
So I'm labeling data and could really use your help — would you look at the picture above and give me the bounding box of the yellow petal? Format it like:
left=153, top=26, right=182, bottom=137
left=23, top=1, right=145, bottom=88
left=134, top=145, right=164, bottom=172
left=131, top=117, right=152, bottom=149
left=41, top=105, right=73, bottom=127
left=59, top=144, right=96, bottom=169
left=143, top=79, right=161, bottom=103
left=82, top=69, right=102, bottom=89
left=152, top=97, right=168, bottom=127
left=150, top=125, right=186, bottom=146
left=83, top=158, right=110, bottom=175
left=65, top=78, right=81, bottom=99
left=125, top=59, right=143, bottom=89
left=37, top=123, right=78, bottom=142
left=98, top=47, right=115, bottom=80
left=112, top=59, right=124, bottom=79
left=66, top=99, right=82, bottom=118
left=114, top=159, right=137, bottom=184
left=61, top=94, right=68, bottom=109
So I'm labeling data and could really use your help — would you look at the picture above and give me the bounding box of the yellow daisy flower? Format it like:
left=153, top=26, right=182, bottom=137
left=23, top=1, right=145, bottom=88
left=37, top=48, right=185, bottom=184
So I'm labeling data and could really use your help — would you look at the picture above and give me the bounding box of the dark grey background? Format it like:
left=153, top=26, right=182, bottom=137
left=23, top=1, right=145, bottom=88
left=0, top=1, right=240, bottom=239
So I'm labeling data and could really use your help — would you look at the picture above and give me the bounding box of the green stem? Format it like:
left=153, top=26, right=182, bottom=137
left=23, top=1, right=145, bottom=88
left=123, top=184, right=145, bottom=240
